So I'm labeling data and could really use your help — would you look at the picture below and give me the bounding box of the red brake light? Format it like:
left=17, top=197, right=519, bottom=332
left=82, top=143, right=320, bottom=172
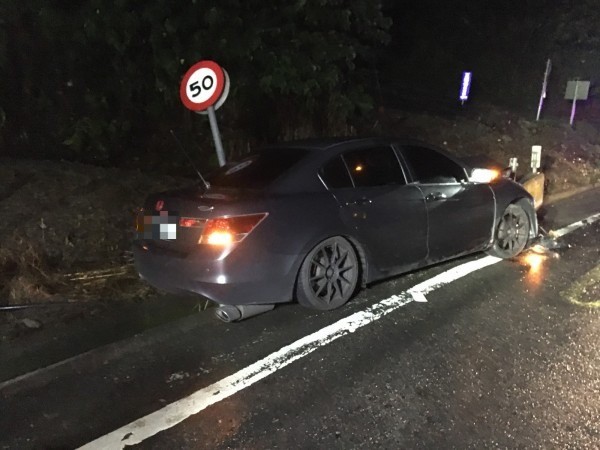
left=199, top=213, right=268, bottom=246
left=179, top=217, right=206, bottom=228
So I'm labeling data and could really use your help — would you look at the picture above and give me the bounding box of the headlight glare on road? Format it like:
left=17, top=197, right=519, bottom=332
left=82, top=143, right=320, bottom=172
left=523, top=252, right=545, bottom=274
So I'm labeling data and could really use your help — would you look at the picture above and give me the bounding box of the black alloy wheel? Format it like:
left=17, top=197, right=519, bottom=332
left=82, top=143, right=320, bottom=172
left=296, top=236, right=360, bottom=310
left=488, top=203, right=530, bottom=258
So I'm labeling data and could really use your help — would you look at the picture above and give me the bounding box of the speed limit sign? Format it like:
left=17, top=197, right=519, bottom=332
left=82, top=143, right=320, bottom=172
left=179, top=60, right=229, bottom=167
left=179, top=60, right=225, bottom=111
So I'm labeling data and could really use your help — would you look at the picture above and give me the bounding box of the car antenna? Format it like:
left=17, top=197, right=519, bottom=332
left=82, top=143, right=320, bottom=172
left=169, top=129, right=211, bottom=190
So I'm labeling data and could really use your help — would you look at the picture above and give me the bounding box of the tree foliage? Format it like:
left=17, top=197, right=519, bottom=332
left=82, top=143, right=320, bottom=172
left=0, top=0, right=390, bottom=165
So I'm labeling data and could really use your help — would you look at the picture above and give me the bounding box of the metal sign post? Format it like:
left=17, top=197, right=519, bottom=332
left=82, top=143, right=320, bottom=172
left=570, top=82, right=579, bottom=126
left=564, top=80, right=590, bottom=127
left=179, top=60, right=230, bottom=167
left=536, top=59, right=551, bottom=121
left=207, top=106, right=226, bottom=167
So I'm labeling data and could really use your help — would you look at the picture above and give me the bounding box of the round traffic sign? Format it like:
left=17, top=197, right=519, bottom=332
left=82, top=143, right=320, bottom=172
left=196, top=69, right=230, bottom=115
left=179, top=60, right=225, bottom=111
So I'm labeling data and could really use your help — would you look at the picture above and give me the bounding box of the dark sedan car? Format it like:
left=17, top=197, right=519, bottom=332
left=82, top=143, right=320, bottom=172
left=133, top=137, right=537, bottom=312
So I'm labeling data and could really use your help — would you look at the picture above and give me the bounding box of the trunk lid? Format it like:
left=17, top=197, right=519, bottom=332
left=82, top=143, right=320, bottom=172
left=138, top=186, right=261, bottom=254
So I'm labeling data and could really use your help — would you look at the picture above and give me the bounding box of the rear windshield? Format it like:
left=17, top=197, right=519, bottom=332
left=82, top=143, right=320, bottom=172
left=208, top=148, right=309, bottom=189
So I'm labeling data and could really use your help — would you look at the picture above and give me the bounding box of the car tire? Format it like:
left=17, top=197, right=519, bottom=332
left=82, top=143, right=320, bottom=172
left=487, top=203, right=530, bottom=259
left=296, top=236, right=360, bottom=310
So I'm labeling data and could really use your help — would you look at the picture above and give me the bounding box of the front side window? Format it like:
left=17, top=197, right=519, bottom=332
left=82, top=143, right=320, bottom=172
left=401, top=146, right=467, bottom=184
left=342, top=146, right=406, bottom=188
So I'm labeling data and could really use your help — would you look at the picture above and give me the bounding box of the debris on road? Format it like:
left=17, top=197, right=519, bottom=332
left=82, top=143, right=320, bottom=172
left=20, top=318, right=42, bottom=329
left=167, top=372, right=190, bottom=383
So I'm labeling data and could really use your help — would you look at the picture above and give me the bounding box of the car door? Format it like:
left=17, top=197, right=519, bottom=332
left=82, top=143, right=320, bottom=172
left=320, top=146, right=428, bottom=273
left=398, top=144, right=495, bottom=261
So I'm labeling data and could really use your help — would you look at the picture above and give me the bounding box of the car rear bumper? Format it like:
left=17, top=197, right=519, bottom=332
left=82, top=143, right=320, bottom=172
left=132, top=241, right=299, bottom=305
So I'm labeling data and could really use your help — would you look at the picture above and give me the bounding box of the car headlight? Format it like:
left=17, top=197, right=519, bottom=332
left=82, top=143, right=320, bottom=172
left=469, top=168, right=500, bottom=183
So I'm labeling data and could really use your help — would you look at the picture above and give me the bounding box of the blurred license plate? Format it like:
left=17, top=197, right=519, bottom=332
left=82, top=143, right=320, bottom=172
left=136, top=212, right=178, bottom=240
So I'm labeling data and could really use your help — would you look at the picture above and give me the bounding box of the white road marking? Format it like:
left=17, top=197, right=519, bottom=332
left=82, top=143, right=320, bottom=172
left=80, top=213, right=600, bottom=449
left=409, top=290, right=428, bottom=303
left=550, top=212, right=600, bottom=238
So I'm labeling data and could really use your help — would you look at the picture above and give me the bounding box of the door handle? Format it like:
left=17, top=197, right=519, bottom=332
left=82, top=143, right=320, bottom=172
left=345, top=198, right=372, bottom=206
left=426, top=192, right=447, bottom=202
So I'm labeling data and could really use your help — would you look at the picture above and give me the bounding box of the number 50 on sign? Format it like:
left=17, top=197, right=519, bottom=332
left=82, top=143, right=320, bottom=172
left=179, top=60, right=225, bottom=111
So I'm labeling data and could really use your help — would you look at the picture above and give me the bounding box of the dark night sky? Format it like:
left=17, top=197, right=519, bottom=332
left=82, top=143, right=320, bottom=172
left=380, top=0, right=590, bottom=113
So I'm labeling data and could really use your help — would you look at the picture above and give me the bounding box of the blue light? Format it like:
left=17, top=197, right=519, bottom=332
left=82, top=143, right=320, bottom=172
left=460, top=71, right=472, bottom=101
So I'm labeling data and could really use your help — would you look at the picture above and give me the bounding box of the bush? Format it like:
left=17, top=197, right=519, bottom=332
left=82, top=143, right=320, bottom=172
left=0, top=1, right=390, bottom=167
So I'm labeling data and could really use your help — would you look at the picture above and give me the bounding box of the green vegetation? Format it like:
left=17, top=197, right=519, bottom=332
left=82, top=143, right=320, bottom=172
left=0, top=1, right=390, bottom=166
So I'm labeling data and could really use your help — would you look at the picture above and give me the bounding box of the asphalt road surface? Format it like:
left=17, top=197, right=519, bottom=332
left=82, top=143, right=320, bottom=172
left=1, top=189, right=599, bottom=449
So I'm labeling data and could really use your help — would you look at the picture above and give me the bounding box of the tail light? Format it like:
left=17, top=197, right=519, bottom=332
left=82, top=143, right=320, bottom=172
left=199, top=213, right=268, bottom=246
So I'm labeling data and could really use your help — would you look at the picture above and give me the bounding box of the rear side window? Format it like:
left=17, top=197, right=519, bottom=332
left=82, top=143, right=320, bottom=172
left=319, top=156, right=353, bottom=189
left=342, top=146, right=406, bottom=187
left=208, top=148, right=308, bottom=189
left=401, top=145, right=467, bottom=183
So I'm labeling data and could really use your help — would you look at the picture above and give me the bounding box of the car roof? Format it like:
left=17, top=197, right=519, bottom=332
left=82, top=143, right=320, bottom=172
left=266, top=136, right=440, bottom=152
left=265, top=137, right=382, bottom=151
left=265, top=136, right=469, bottom=194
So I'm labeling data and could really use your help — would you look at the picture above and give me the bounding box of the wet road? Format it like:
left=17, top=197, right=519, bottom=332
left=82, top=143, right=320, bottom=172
left=1, top=189, right=599, bottom=449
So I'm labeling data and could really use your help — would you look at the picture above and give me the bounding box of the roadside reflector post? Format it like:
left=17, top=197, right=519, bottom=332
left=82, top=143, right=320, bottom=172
left=531, top=145, right=542, bottom=173
left=564, top=80, right=590, bottom=127
left=509, top=157, right=519, bottom=179
left=459, top=71, right=472, bottom=106
left=536, top=59, right=552, bottom=121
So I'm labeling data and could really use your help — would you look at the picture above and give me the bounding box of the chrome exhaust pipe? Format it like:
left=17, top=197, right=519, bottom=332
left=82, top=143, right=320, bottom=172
left=215, top=304, right=275, bottom=322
